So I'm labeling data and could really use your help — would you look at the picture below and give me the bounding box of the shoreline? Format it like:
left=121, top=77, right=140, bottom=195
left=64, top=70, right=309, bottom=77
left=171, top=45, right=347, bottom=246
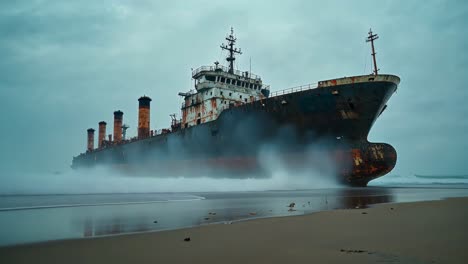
left=1, top=197, right=468, bottom=263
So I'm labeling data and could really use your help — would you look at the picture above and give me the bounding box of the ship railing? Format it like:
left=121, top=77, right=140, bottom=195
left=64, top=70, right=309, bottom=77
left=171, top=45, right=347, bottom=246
left=192, top=65, right=261, bottom=80
left=269, top=83, right=318, bottom=97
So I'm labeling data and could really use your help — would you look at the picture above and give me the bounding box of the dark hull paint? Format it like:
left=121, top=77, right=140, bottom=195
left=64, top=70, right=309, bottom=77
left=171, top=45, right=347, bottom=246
left=72, top=78, right=398, bottom=186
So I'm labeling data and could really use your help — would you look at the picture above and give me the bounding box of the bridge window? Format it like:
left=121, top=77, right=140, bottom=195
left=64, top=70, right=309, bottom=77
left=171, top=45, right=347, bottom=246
left=220, top=91, right=223, bottom=95
left=229, top=92, right=232, bottom=96
left=220, top=77, right=225, bottom=83
left=240, top=95, right=242, bottom=99
left=206, top=75, right=216, bottom=82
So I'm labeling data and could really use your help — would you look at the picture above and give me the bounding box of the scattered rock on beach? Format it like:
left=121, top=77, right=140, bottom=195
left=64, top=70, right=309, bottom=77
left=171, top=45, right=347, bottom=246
left=340, top=249, right=367, bottom=254
left=204, top=217, right=210, bottom=220
left=184, top=237, right=191, bottom=242
left=361, top=212, right=368, bottom=214
left=208, top=212, right=216, bottom=215
left=249, top=212, right=257, bottom=216
left=153, top=220, right=158, bottom=223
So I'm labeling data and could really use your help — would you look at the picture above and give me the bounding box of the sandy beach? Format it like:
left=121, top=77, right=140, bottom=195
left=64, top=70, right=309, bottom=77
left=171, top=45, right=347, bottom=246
left=1, top=197, right=467, bottom=264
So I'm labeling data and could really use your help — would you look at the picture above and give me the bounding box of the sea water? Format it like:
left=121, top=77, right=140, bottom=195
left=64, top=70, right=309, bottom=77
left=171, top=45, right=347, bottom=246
left=1, top=182, right=468, bottom=246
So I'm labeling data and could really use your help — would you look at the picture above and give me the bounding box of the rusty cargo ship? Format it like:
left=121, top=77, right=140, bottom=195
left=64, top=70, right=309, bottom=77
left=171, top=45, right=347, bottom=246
left=72, top=29, right=400, bottom=186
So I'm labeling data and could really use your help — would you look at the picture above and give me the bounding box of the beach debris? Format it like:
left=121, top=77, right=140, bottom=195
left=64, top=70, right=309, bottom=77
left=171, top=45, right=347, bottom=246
left=249, top=212, right=257, bottom=216
left=204, top=217, right=210, bottom=220
left=361, top=212, right=368, bottom=214
left=153, top=220, right=158, bottom=223
left=340, top=249, right=367, bottom=254
left=208, top=212, right=217, bottom=215
left=390, top=207, right=394, bottom=210
left=184, top=237, right=191, bottom=242
left=288, top=202, right=296, bottom=208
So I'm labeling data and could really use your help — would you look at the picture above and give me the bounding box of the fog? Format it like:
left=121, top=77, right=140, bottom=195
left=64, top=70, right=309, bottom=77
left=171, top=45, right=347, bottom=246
left=0, top=0, right=467, bottom=194
left=0, top=166, right=340, bottom=195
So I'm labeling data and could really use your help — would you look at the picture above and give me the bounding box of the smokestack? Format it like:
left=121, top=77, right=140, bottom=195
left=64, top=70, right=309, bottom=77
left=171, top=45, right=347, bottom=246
left=98, top=121, right=106, bottom=148
left=87, top=128, right=95, bottom=152
left=113, top=111, right=123, bottom=143
left=138, top=96, right=152, bottom=139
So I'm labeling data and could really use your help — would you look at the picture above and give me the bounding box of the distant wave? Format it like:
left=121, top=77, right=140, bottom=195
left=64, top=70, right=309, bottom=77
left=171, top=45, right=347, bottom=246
left=370, top=174, right=468, bottom=186
left=414, top=174, right=468, bottom=179
left=0, top=196, right=205, bottom=211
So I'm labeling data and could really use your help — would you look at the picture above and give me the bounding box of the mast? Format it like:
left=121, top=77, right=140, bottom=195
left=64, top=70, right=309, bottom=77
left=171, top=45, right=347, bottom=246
left=366, top=28, right=379, bottom=75
left=221, top=27, right=242, bottom=74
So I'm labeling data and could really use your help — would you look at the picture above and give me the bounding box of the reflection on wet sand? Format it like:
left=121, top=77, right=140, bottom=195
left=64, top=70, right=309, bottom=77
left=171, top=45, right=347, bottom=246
left=336, top=188, right=394, bottom=209
left=80, top=188, right=394, bottom=238
left=83, top=217, right=153, bottom=237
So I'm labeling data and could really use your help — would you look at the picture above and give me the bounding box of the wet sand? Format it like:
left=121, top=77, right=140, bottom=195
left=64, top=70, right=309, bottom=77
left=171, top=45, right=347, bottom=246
left=1, top=197, right=467, bottom=264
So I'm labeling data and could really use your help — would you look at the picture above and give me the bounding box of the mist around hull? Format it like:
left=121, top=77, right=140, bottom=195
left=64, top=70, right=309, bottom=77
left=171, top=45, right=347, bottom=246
left=1, top=136, right=346, bottom=194
left=0, top=168, right=339, bottom=195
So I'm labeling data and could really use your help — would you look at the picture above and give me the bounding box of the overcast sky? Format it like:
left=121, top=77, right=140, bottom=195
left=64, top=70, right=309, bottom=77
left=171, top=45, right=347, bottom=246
left=0, top=0, right=467, bottom=178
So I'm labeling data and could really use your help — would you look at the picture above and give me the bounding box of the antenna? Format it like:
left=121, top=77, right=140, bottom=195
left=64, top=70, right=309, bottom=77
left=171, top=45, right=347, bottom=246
left=220, top=27, right=242, bottom=74
left=366, top=28, right=379, bottom=75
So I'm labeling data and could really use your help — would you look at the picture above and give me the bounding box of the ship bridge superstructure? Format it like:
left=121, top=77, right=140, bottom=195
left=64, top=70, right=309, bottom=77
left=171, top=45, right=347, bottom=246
left=180, top=28, right=270, bottom=128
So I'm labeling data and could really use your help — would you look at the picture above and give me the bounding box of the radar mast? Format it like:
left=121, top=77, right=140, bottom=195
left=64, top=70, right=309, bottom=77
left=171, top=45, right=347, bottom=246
left=221, top=27, right=242, bottom=74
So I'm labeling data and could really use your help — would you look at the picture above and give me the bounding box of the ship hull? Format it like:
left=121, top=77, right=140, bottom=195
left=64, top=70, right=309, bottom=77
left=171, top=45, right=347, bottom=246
left=72, top=75, right=400, bottom=186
